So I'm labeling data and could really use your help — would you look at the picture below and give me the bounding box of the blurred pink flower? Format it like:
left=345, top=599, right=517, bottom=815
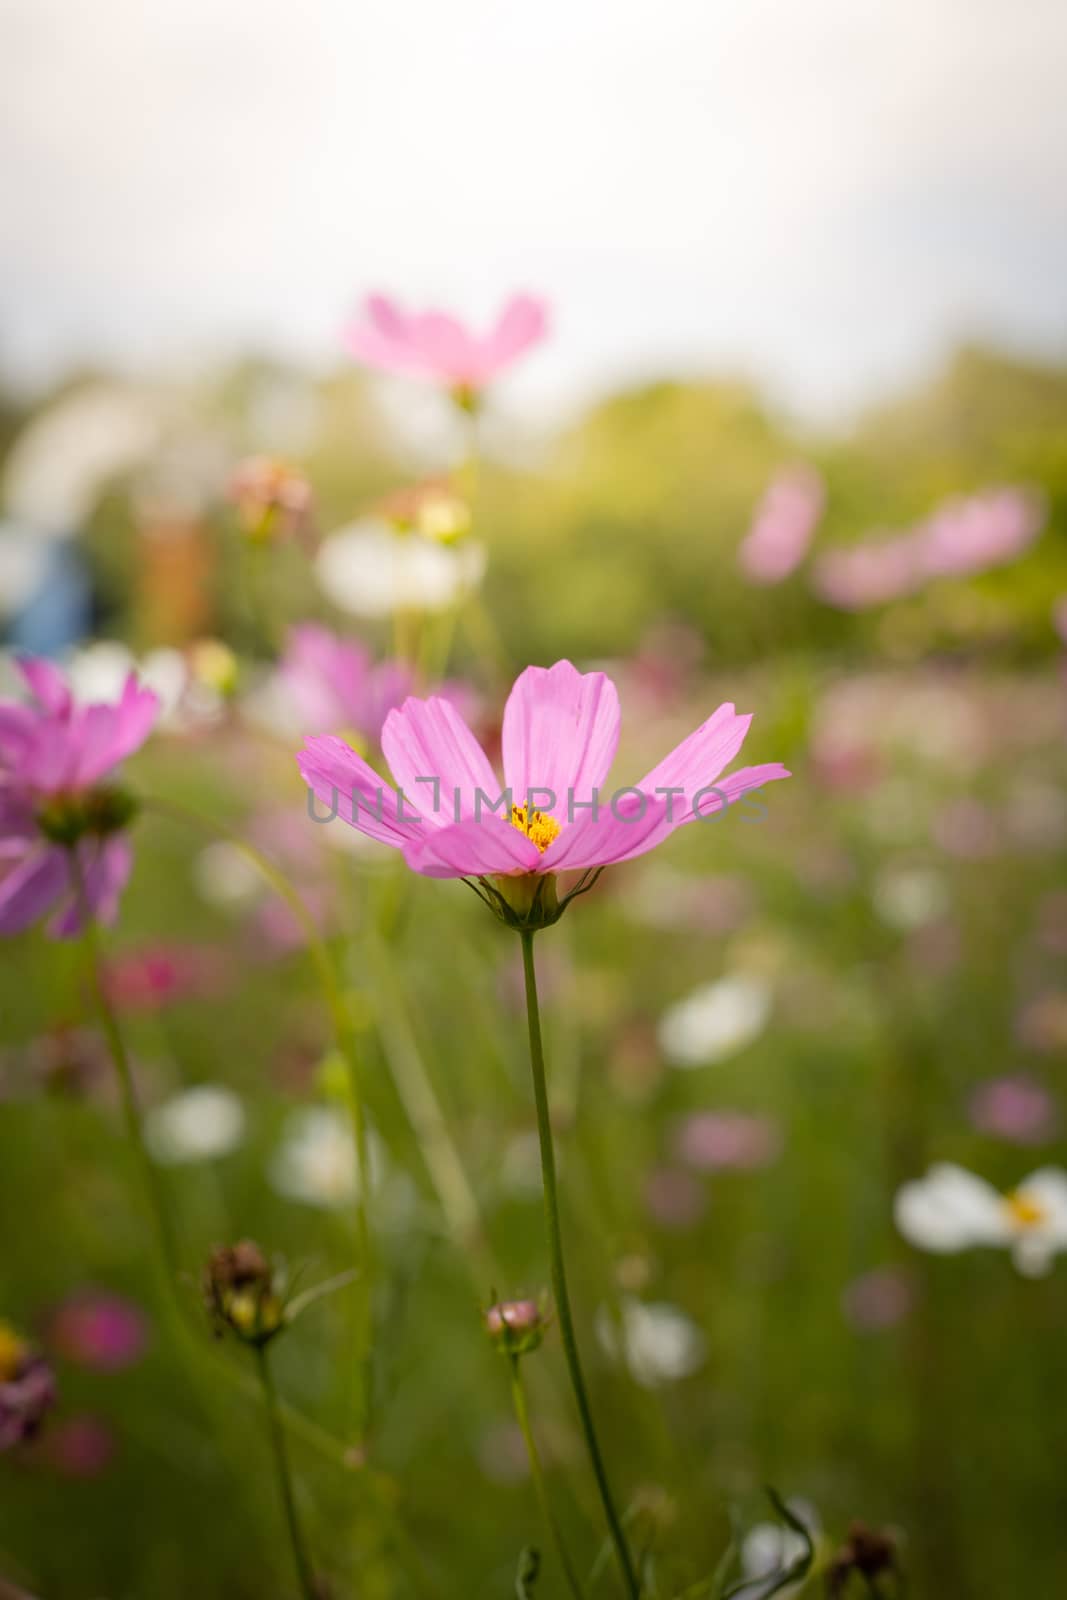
left=674, top=1111, right=782, bottom=1172
left=813, top=486, right=1042, bottom=611
left=1015, top=992, right=1067, bottom=1054
left=42, top=1415, right=116, bottom=1478
left=0, top=658, right=159, bottom=938
left=644, top=1167, right=705, bottom=1228
left=228, top=457, right=313, bottom=545
left=299, top=659, right=789, bottom=885
left=47, top=1292, right=147, bottom=1372
left=282, top=624, right=413, bottom=745
left=917, top=487, right=1043, bottom=580
left=969, top=1075, right=1058, bottom=1145
left=101, top=944, right=227, bottom=1013
left=345, top=293, right=549, bottom=394
left=738, top=465, right=825, bottom=584
left=812, top=532, right=922, bottom=610
left=931, top=798, right=999, bottom=859
left=841, top=1267, right=914, bottom=1332
left=0, top=1326, right=55, bottom=1451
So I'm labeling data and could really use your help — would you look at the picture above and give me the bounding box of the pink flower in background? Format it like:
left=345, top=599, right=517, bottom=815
left=42, top=1415, right=116, bottom=1478
left=917, top=488, right=1042, bottom=580
left=812, top=531, right=923, bottom=610
left=298, top=659, right=789, bottom=887
left=969, top=1075, right=1058, bottom=1145
left=345, top=293, right=549, bottom=393
left=674, top=1111, right=783, bottom=1172
left=101, top=944, right=227, bottom=1013
left=841, top=1267, right=914, bottom=1332
left=813, top=486, right=1042, bottom=611
left=0, top=1324, right=56, bottom=1451
left=738, top=465, right=825, bottom=584
left=46, top=1292, right=148, bottom=1372
left=0, top=658, right=159, bottom=938
left=644, top=1168, right=706, bottom=1228
left=228, top=457, right=314, bottom=545
left=281, top=624, right=413, bottom=746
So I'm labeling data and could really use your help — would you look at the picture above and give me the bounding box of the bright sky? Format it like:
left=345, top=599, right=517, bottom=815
left=2, top=0, right=1066, bottom=421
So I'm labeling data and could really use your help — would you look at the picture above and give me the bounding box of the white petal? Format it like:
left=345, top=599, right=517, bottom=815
left=1016, top=1168, right=1067, bottom=1244
left=894, top=1163, right=1007, bottom=1253
left=658, top=976, right=771, bottom=1067
left=1012, top=1235, right=1056, bottom=1278
left=145, top=1085, right=245, bottom=1165
left=316, top=520, right=485, bottom=618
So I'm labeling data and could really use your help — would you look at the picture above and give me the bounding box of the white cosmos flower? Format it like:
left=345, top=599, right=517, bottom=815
left=595, top=1298, right=706, bottom=1388
left=740, top=1500, right=818, bottom=1596
left=658, top=976, right=771, bottom=1067
left=895, top=1162, right=1067, bottom=1277
left=145, top=1085, right=246, bottom=1165
left=872, top=865, right=949, bottom=930
left=315, top=518, right=487, bottom=618
left=269, top=1107, right=382, bottom=1210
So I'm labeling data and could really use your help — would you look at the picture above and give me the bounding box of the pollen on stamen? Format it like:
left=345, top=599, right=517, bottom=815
left=1004, top=1191, right=1047, bottom=1229
left=510, top=802, right=561, bottom=854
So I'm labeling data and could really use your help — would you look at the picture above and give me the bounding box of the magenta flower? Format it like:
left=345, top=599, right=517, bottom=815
left=46, top=1292, right=148, bottom=1372
left=969, top=1074, right=1059, bottom=1145
left=674, top=1111, right=783, bottom=1172
left=738, top=466, right=824, bottom=584
left=345, top=293, right=548, bottom=396
left=0, top=1323, right=56, bottom=1451
left=0, top=657, right=159, bottom=938
left=281, top=624, right=413, bottom=746
left=298, top=658, right=788, bottom=926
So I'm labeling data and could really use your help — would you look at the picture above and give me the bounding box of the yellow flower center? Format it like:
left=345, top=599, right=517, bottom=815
left=0, top=1320, right=27, bottom=1382
left=1004, top=1190, right=1047, bottom=1230
left=510, top=802, right=561, bottom=854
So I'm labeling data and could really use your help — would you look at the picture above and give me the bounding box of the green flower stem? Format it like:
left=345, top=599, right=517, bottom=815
left=509, top=1355, right=587, bottom=1600
left=144, top=799, right=372, bottom=1258
left=255, top=1343, right=319, bottom=1600
left=69, top=849, right=179, bottom=1281
left=518, top=929, right=640, bottom=1600
left=141, top=796, right=375, bottom=1413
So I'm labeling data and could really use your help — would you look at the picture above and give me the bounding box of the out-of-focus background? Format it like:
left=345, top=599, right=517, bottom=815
left=2, top=4, right=1066, bottom=1597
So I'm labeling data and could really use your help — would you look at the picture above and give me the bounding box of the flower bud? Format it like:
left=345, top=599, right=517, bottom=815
left=484, top=1298, right=546, bottom=1358
left=228, top=457, right=313, bottom=545
left=827, top=1522, right=901, bottom=1597
left=0, top=1321, right=57, bottom=1452
left=203, top=1241, right=284, bottom=1347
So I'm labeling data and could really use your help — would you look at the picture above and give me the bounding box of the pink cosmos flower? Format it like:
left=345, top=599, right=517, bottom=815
left=46, top=1292, right=148, bottom=1371
left=969, top=1075, right=1058, bottom=1144
left=298, top=659, right=788, bottom=924
left=0, top=658, right=159, bottom=938
left=281, top=624, right=413, bottom=745
left=41, top=1414, right=116, bottom=1478
left=674, top=1111, right=783, bottom=1172
left=345, top=293, right=549, bottom=394
left=101, top=943, right=227, bottom=1013
left=738, top=466, right=824, bottom=584
left=813, top=486, right=1042, bottom=611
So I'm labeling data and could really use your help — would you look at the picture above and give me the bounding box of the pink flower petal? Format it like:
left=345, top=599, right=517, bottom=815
left=297, top=736, right=419, bottom=848
left=15, top=656, right=72, bottom=715
left=486, top=295, right=550, bottom=365
left=541, top=792, right=675, bottom=874
left=381, top=696, right=500, bottom=827
left=635, top=703, right=753, bottom=826
left=502, top=661, right=620, bottom=815
left=49, top=837, right=133, bottom=938
left=0, top=846, right=68, bottom=933
left=402, top=815, right=541, bottom=879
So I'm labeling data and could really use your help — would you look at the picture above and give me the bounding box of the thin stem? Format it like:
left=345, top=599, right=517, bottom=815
left=255, top=1343, right=319, bottom=1600
left=509, top=1355, right=587, bottom=1600
left=518, top=930, right=640, bottom=1600
left=142, top=797, right=373, bottom=1300
left=69, top=848, right=179, bottom=1280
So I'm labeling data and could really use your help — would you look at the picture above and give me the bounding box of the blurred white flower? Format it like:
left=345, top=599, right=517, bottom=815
left=270, top=1107, right=382, bottom=1209
left=2, top=384, right=159, bottom=537
left=741, top=1500, right=818, bottom=1596
left=871, top=865, right=949, bottom=930
left=145, top=1085, right=245, bottom=1165
left=315, top=518, right=486, bottom=618
left=192, top=842, right=264, bottom=909
left=596, top=1298, right=706, bottom=1387
left=658, top=976, right=771, bottom=1067
left=67, top=641, right=192, bottom=726
left=894, top=1162, right=1067, bottom=1277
